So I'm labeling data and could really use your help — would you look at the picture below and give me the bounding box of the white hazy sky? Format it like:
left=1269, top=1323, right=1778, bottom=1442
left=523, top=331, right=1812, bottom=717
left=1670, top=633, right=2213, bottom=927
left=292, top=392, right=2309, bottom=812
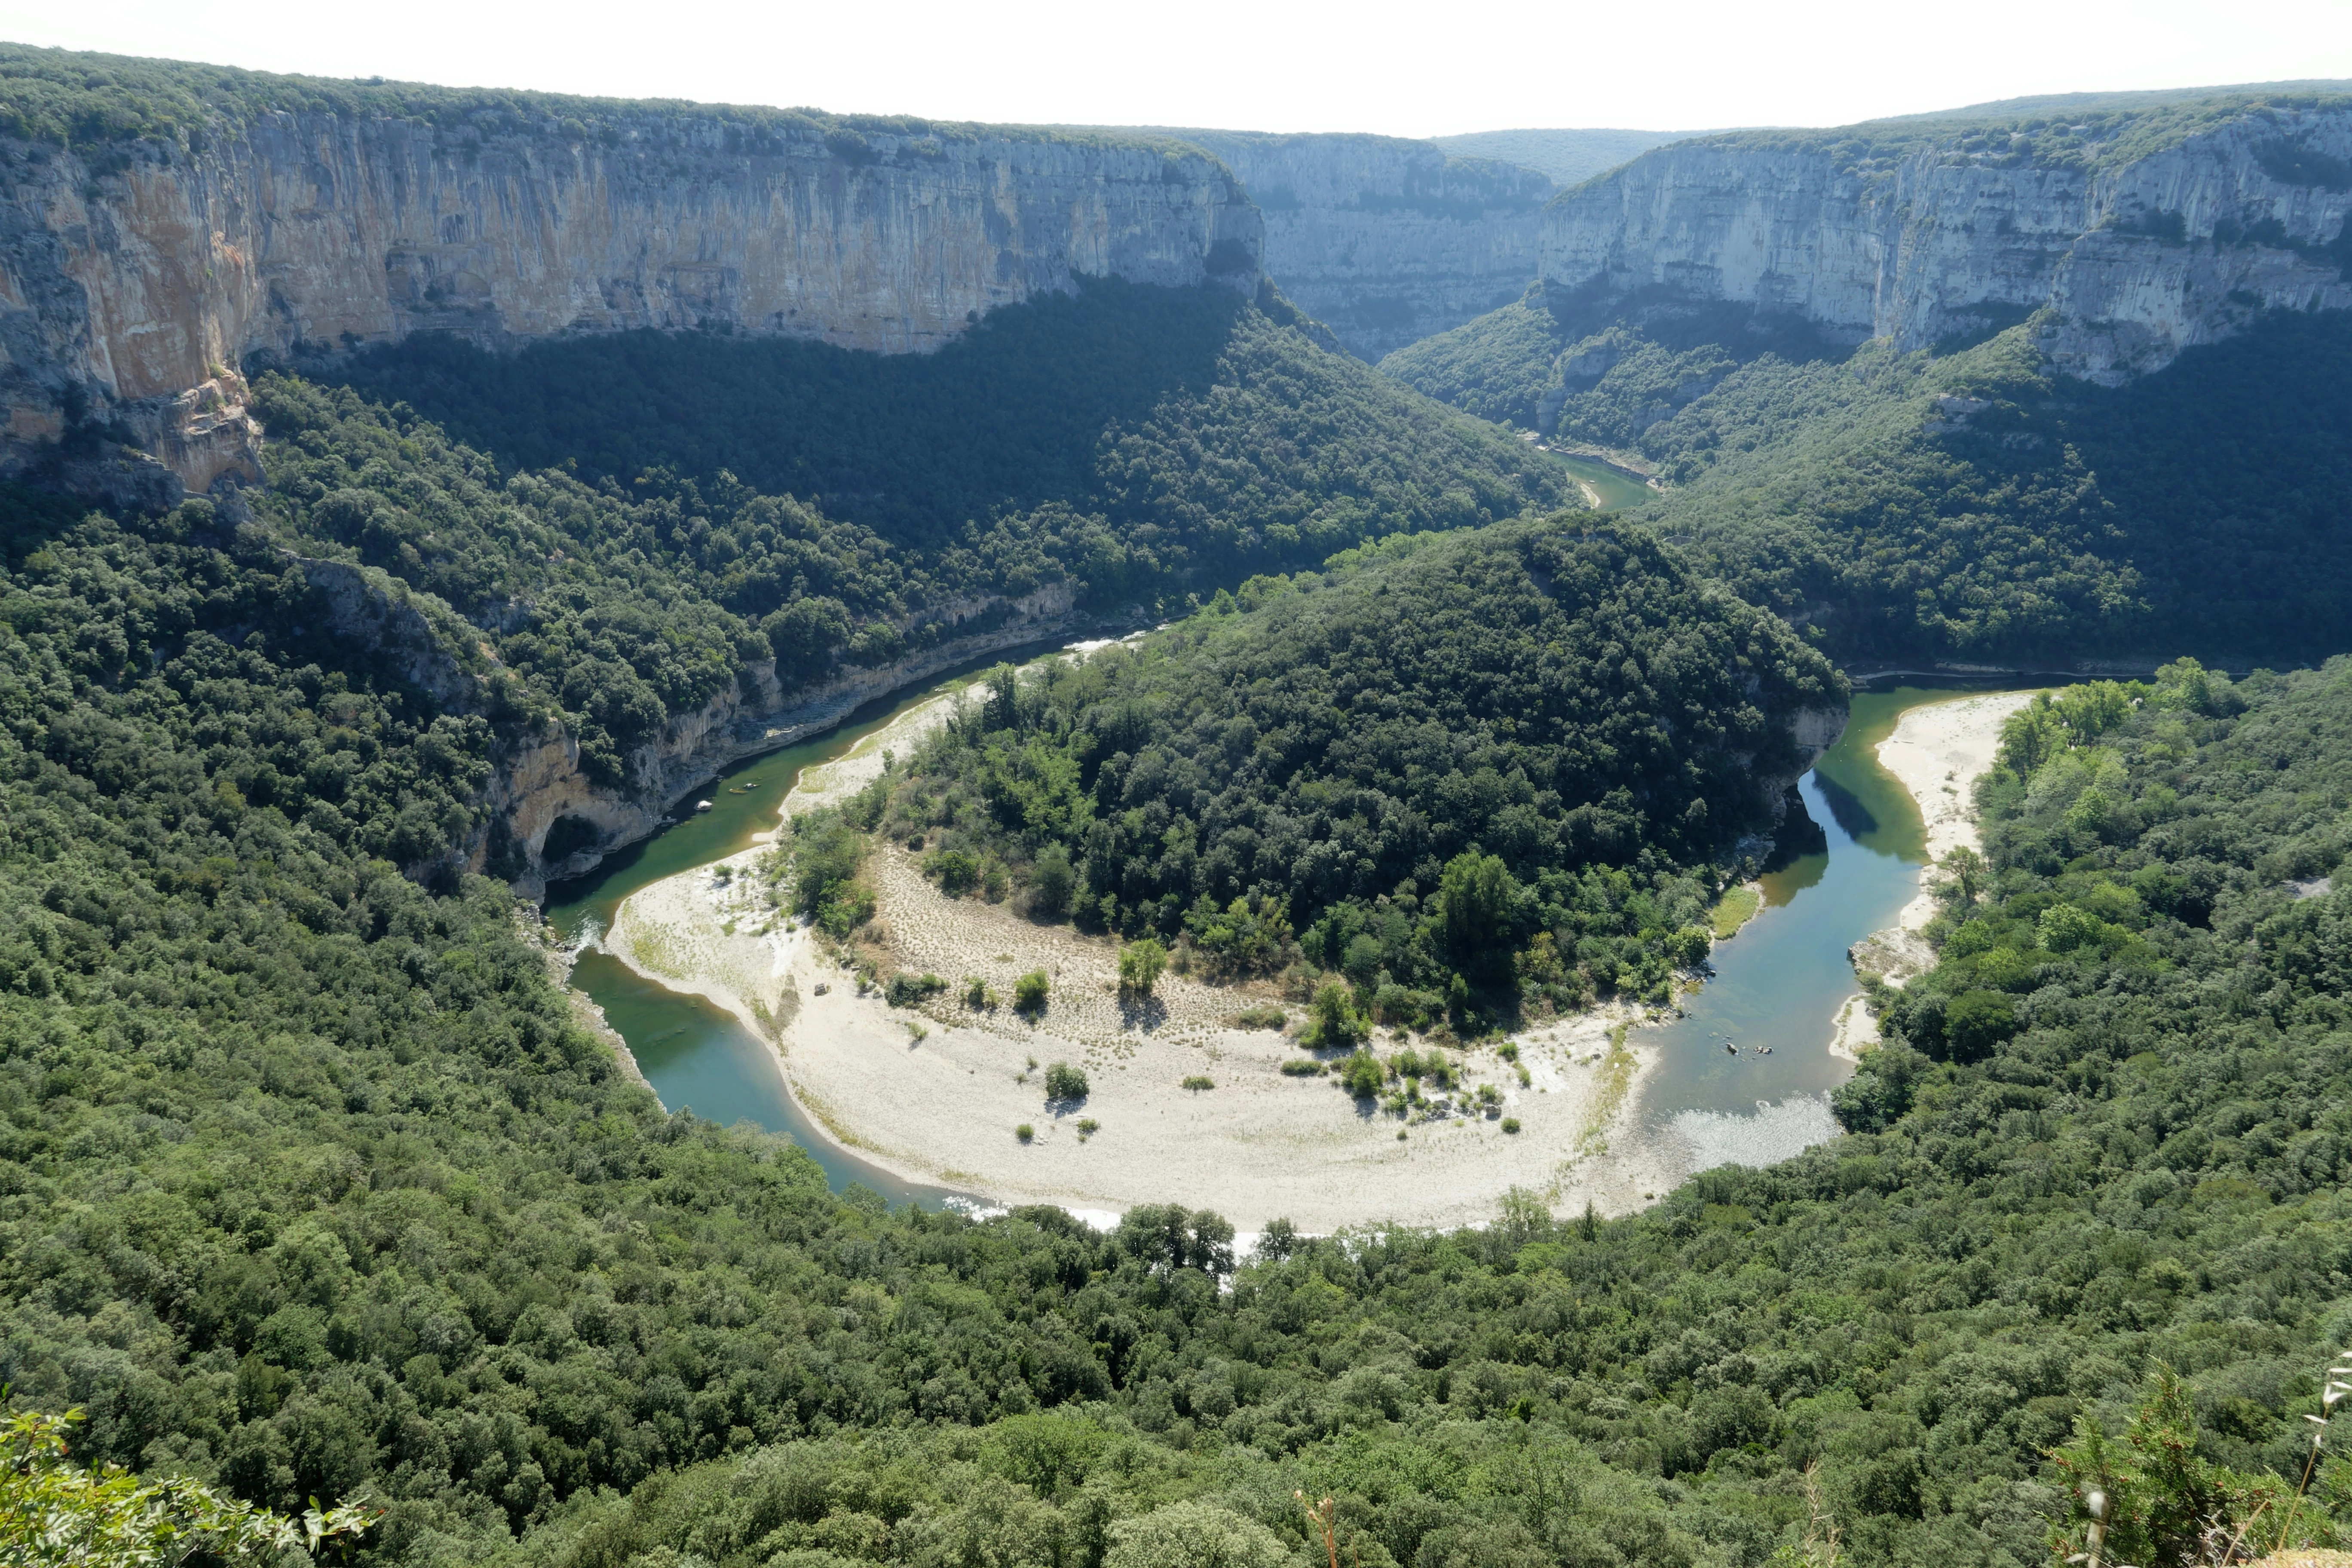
left=11, top=0, right=2352, bottom=139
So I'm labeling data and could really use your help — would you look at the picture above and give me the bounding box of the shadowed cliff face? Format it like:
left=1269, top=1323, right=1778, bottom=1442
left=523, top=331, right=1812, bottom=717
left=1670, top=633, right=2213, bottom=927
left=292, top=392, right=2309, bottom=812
left=1540, top=101, right=2352, bottom=382
left=0, top=109, right=1262, bottom=491
left=1155, top=129, right=1555, bottom=359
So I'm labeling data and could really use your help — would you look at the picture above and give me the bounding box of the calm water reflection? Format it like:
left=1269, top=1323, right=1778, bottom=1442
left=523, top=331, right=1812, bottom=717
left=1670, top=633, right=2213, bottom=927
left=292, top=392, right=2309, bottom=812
left=1629, top=683, right=2036, bottom=1180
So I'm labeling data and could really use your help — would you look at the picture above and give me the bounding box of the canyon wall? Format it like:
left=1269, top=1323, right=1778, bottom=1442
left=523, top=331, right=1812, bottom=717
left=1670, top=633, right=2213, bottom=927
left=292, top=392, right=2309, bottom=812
left=1167, top=130, right=1553, bottom=359
left=0, top=108, right=1262, bottom=491
left=1540, top=102, right=2352, bottom=381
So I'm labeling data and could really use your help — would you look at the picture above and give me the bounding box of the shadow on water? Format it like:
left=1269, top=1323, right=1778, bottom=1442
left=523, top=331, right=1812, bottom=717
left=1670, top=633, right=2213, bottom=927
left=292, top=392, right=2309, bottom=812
left=1810, top=768, right=1880, bottom=844
left=545, top=640, right=1072, bottom=1211
left=1628, top=680, right=2043, bottom=1185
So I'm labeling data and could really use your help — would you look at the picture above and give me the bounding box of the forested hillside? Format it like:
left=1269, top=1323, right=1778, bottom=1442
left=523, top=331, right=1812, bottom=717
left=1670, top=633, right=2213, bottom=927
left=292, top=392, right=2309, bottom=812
left=8, top=48, right=2352, bottom=1568
left=868, top=517, right=1841, bottom=1020
left=316, top=279, right=1565, bottom=588
left=6, top=483, right=2352, bottom=1566
left=1387, top=302, right=2352, bottom=665
left=235, top=282, right=1565, bottom=799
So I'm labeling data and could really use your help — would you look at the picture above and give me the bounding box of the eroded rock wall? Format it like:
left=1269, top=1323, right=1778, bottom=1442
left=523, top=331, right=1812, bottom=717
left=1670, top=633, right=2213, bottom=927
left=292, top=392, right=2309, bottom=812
left=297, top=551, right=1091, bottom=896
left=1540, top=105, right=2352, bottom=381
left=0, top=110, right=1261, bottom=490
left=1169, top=130, right=1553, bottom=359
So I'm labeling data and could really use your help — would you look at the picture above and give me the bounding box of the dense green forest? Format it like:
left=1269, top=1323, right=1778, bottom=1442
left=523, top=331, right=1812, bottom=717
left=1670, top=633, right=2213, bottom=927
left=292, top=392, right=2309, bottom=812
left=232, top=282, right=1563, bottom=804
left=320, top=281, right=1564, bottom=568
left=862, top=517, right=1841, bottom=1022
left=0, top=40, right=1212, bottom=156
left=7, top=484, right=2352, bottom=1566
left=1387, top=303, right=2352, bottom=665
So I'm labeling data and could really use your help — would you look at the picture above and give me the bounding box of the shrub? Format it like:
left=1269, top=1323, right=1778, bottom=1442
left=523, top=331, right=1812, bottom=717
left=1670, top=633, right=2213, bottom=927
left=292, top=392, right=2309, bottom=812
left=1181, top=892, right=1294, bottom=976
left=963, top=975, right=997, bottom=1010
left=1014, top=970, right=1049, bottom=1014
left=1232, top=1005, right=1287, bottom=1029
left=1501, top=1116, right=1522, bottom=1133
left=923, top=847, right=981, bottom=896
left=1015, top=1124, right=1035, bottom=1142
left=1044, top=1062, right=1089, bottom=1101
left=1391, top=1047, right=1454, bottom=1088
left=1182, top=1075, right=1214, bottom=1091
left=1370, top=981, right=1443, bottom=1030
left=1280, top=1059, right=1324, bottom=1075
left=1338, top=1050, right=1386, bottom=1098
left=817, top=880, right=877, bottom=937
left=1119, top=938, right=1168, bottom=997
left=1076, top=1118, right=1099, bottom=1140
left=1299, top=980, right=1366, bottom=1049
left=885, top=971, right=945, bottom=1007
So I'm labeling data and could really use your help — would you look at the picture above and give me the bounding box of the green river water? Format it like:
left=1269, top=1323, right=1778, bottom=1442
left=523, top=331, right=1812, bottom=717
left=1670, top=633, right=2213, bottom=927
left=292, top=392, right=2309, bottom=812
left=1628, top=683, right=2031, bottom=1181
left=544, top=644, right=2037, bottom=1210
left=543, top=656, right=1027, bottom=1207
left=1551, top=453, right=1657, bottom=512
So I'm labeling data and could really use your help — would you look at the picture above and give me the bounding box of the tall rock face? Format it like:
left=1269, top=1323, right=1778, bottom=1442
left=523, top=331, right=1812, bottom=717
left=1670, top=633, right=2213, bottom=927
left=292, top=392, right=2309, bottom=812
left=0, top=107, right=1261, bottom=492
left=1540, top=101, right=2352, bottom=382
left=1165, top=130, right=1552, bottom=359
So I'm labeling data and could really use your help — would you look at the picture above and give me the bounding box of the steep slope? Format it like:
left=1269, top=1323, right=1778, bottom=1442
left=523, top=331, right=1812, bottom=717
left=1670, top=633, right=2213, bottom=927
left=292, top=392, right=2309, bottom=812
left=1540, top=86, right=2352, bottom=383
left=0, top=46, right=1262, bottom=493
left=1385, top=89, right=2352, bottom=667
left=1133, top=128, right=1554, bottom=359
left=1397, top=304, right=2352, bottom=666
left=238, top=280, right=1569, bottom=890
left=1391, top=86, right=2352, bottom=426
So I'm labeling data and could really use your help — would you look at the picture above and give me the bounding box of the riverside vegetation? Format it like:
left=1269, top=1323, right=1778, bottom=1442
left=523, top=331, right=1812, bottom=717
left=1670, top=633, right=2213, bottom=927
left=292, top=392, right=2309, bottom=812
left=853, top=516, right=1838, bottom=1032
left=7, top=497, right=2352, bottom=1567
left=9, top=54, right=2352, bottom=1568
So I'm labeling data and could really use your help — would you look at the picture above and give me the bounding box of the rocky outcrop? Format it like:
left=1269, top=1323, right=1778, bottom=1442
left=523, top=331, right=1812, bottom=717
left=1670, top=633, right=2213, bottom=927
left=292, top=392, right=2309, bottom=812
left=1540, top=101, right=2352, bottom=381
left=293, top=549, right=1096, bottom=896
left=501, top=584, right=1094, bottom=899
left=1167, top=131, right=1553, bottom=359
left=0, top=106, right=1261, bottom=492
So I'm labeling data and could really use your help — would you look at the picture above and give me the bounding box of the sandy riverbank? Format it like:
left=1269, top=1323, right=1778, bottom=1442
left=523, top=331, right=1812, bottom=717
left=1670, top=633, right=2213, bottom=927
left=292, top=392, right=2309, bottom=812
left=1837, top=689, right=2036, bottom=1049
left=598, top=656, right=1678, bottom=1231
left=614, top=833, right=1675, bottom=1231
left=595, top=672, right=2034, bottom=1230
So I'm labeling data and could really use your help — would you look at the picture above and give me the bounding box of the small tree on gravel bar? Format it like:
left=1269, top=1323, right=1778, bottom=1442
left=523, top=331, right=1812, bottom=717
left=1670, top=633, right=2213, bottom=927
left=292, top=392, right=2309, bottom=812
left=1014, top=970, right=1049, bottom=1014
left=1119, top=938, right=1167, bottom=998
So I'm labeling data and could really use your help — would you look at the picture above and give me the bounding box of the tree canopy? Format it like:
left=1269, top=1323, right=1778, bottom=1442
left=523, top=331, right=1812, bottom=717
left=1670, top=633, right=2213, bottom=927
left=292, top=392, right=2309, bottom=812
left=1389, top=301, right=2352, bottom=666
left=874, top=518, right=1841, bottom=1021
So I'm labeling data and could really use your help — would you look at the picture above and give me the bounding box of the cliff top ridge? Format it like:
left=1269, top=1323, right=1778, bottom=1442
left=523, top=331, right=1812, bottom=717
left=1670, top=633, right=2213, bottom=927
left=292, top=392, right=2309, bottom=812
left=0, top=40, right=1220, bottom=162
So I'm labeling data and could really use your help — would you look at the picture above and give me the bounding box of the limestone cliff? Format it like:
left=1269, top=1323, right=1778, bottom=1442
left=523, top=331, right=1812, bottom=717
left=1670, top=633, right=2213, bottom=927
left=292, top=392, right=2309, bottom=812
left=0, top=99, right=1260, bottom=491
left=1541, top=98, right=2352, bottom=382
left=1161, top=130, right=1552, bottom=359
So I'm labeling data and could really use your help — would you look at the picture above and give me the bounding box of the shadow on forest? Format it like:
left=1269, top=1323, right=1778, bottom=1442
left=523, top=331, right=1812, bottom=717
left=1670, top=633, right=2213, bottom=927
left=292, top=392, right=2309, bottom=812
left=312, top=277, right=1246, bottom=546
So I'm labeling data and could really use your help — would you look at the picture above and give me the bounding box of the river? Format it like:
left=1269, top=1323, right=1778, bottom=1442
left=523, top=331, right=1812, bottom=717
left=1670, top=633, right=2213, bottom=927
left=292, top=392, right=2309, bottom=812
left=1627, top=683, right=2020, bottom=1182
left=1550, top=452, right=1656, bottom=512
left=546, top=666, right=2033, bottom=1213
left=544, top=660, right=1030, bottom=1208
